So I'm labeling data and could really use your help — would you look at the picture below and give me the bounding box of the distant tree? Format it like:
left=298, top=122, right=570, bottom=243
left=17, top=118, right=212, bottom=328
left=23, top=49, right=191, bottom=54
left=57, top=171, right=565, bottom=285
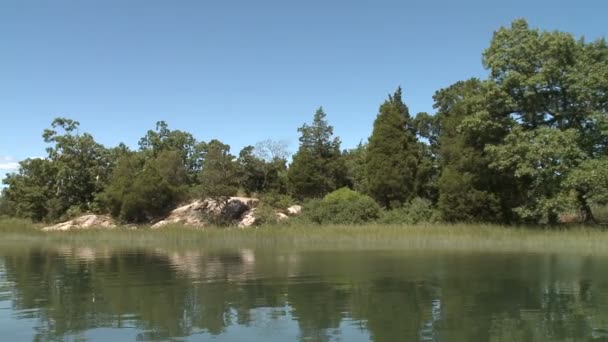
left=1, top=158, right=57, bottom=221
left=288, top=107, right=347, bottom=199
left=412, top=112, right=440, bottom=150
left=0, top=192, right=14, bottom=217
left=197, top=140, right=240, bottom=200
left=44, top=118, right=111, bottom=215
left=138, top=121, right=204, bottom=181
left=253, top=139, right=290, bottom=162
left=365, top=87, right=419, bottom=208
left=99, top=150, right=188, bottom=223
left=238, top=145, right=287, bottom=196
left=342, top=142, right=368, bottom=193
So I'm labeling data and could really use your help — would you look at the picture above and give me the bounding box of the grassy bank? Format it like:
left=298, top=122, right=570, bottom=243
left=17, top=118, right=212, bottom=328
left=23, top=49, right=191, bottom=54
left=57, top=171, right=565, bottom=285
left=1, top=217, right=608, bottom=254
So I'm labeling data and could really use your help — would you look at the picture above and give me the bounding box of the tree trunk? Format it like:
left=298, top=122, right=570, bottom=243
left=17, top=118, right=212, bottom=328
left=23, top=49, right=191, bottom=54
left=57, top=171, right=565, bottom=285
left=578, top=192, right=597, bottom=224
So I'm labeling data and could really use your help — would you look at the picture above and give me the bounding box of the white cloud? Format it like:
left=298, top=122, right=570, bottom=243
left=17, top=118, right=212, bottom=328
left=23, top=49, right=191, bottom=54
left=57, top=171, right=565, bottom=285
left=0, top=162, right=19, bottom=170
left=0, top=156, right=18, bottom=171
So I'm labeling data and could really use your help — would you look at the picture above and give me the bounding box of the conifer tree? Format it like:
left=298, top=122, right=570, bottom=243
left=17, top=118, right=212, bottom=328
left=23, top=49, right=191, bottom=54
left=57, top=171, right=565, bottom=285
left=365, top=88, right=418, bottom=208
left=288, top=107, right=347, bottom=199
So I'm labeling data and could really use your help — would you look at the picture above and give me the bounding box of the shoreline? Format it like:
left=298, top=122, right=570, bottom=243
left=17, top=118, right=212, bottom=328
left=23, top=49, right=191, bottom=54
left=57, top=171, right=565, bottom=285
left=1, top=218, right=608, bottom=255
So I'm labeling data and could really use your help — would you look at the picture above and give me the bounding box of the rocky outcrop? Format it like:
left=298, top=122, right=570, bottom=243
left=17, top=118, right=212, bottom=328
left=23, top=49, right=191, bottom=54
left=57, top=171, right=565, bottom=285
left=152, top=197, right=259, bottom=228
left=40, top=198, right=302, bottom=231
left=42, top=215, right=116, bottom=231
left=238, top=209, right=257, bottom=228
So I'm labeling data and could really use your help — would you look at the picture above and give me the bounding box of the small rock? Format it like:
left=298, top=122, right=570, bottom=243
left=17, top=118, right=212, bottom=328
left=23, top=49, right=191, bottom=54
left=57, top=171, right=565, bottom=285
left=238, top=209, right=257, bottom=228
left=286, top=205, right=302, bottom=216
left=276, top=212, right=289, bottom=221
left=42, top=214, right=116, bottom=231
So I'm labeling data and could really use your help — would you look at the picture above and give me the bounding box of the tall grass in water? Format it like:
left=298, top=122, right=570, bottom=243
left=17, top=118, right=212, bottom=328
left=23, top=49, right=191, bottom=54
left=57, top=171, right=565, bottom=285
left=1, top=218, right=608, bottom=254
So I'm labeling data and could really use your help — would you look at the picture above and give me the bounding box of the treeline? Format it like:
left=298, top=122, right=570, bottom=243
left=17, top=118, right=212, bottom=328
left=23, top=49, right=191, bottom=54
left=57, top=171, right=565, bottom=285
left=2, top=19, right=608, bottom=225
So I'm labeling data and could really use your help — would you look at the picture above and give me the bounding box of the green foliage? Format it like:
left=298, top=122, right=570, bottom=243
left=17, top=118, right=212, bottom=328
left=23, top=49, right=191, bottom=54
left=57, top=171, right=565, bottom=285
left=480, top=18, right=608, bottom=223
left=437, top=168, right=504, bottom=223
left=259, top=192, right=295, bottom=210
left=342, top=143, right=368, bottom=193
left=99, top=151, right=188, bottom=223
left=414, top=142, right=439, bottom=203
left=238, top=145, right=288, bottom=196
left=563, top=157, right=608, bottom=222
left=2, top=158, right=58, bottom=222
left=365, top=87, right=419, bottom=208
left=435, top=79, right=516, bottom=223
left=483, top=19, right=608, bottom=136
left=138, top=121, right=205, bottom=179
left=0, top=193, right=15, bottom=218
left=379, top=197, right=439, bottom=224
left=42, top=118, right=112, bottom=219
left=197, top=140, right=240, bottom=200
left=303, top=188, right=380, bottom=224
left=565, top=158, right=608, bottom=206
left=252, top=204, right=282, bottom=226
left=288, top=108, right=347, bottom=199
left=487, top=127, right=586, bottom=223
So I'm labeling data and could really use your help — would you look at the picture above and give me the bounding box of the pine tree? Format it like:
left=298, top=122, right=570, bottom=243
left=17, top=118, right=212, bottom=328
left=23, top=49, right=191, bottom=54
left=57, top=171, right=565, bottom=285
left=288, top=107, right=347, bottom=199
left=365, top=87, right=419, bottom=208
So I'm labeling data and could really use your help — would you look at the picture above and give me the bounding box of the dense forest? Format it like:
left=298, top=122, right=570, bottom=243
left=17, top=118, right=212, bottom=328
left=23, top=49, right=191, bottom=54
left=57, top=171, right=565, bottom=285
left=1, top=19, right=608, bottom=225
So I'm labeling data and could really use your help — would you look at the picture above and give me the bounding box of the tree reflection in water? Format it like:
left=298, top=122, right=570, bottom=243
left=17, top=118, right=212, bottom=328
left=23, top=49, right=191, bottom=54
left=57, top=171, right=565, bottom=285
left=1, top=246, right=608, bottom=341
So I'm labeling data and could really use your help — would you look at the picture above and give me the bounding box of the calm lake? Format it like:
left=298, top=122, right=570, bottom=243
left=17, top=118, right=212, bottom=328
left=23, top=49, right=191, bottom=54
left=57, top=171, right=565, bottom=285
left=0, top=244, right=607, bottom=341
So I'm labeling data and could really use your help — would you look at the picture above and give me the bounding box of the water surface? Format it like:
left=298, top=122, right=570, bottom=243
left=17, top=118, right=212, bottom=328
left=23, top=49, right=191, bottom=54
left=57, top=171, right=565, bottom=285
left=0, top=244, right=607, bottom=341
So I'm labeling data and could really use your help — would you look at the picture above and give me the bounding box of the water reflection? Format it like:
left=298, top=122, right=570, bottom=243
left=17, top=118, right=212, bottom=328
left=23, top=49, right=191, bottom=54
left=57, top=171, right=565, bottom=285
left=0, top=246, right=607, bottom=341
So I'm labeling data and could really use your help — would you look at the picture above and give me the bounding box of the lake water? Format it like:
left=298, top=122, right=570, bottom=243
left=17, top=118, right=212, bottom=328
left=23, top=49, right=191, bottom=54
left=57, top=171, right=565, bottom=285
left=0, top=245, right=607, bottom=341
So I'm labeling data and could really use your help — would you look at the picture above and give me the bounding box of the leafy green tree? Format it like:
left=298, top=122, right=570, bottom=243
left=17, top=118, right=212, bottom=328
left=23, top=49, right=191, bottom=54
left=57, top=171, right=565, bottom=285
left=100, top=150, right=188, bottom=223
left=138, top=121, right=204, bottom=180
left=288, top=107, right=347, bottom=199
left=482, top=19, right=608, bottom=223
left=413, top=112, right=440, bottom=151
left=197, top=140, right=240, bottom=200
left=1, top=158, right=57, bottom=221
left=563, top=157, right=608, bottom=223
left=487, top=127, right=586, bottom=224
left=42, top=118, right=112, bottom=218
left=0, top=193, right=13, bottom=217
left=411, top=112, right=441, bottom=202
left=483, top=19, right=608, bottom=135
left=365, top=87, right=419, bottom=208
left=342, top=142, right=368, bottom=193
left=238, top=145, right=287, bottom=196
left=434, top=79, right=516, bottom=222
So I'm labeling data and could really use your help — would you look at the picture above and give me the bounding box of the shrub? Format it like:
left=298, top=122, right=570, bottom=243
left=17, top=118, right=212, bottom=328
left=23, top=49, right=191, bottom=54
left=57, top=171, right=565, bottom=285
left=253, top=204, right=281, bottom=226
left=303, top=188, right=381, bottom=224
left=379, top=197, right=439, bottom=224
left=259, top=192, right=296, bottom=210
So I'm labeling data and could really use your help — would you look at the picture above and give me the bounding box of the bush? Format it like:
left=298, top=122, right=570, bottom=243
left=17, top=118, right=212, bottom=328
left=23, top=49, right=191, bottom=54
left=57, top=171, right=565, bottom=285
left=379, top=197, right=439, bottom=224
left=303, top=188, right=381, bottom=224
left=259, top=192, right=296, bottom=210
left=252, top=204, right=280, bottom=226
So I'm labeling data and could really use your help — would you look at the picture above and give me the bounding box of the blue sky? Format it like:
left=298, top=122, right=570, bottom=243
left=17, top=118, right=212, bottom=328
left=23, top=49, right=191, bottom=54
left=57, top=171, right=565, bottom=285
left=1, top=0, right=607, bottom=180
